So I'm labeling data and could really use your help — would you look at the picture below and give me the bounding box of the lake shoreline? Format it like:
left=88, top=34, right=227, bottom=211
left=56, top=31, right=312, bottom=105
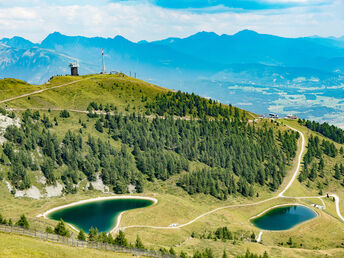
left=38, top=195, right=158, bottom=233
left=250, top=203, right=318, bottom=232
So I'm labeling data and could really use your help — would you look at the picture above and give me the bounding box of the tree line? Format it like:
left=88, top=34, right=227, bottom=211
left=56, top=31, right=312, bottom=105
left=298, top=119, right=344, bottom=144
left=145, top=90, right=247, bottom=120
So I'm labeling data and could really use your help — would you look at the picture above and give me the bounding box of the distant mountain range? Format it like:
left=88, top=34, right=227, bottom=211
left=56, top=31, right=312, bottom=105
left=1, top=30, right=344, bottom=84
left=1, top=30, right=344, bottom=125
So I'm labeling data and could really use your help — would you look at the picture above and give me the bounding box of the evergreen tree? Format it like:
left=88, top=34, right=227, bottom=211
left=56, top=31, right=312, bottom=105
left=54, top=219, right=70, bottom=237
left=78, top=229, right=86, bottom=241
left=334, top=164, right=341, bottom=180
left=60, top=110, right=70, bottom=118
left=114, top=230, right=128, bottom=246
left=88, top=227, right=98, bottom=242
left=135, top=235, right=145, bottom=249
left=16, top=214, right=29, bottom=229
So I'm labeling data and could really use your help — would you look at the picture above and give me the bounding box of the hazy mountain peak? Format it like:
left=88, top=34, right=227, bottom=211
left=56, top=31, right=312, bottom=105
left=233, top=29, right=259, bottom=37
left=0, top=36, right=35, bottom=49
left=113, top=35, right=131, bottom=42
left=188, top=31, right=219, bottom=39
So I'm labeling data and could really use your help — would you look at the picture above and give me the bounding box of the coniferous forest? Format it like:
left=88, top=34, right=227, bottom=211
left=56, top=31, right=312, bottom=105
left=298, top=119, right=344, bottom=144
left=0, top=93, right=298, bottom=200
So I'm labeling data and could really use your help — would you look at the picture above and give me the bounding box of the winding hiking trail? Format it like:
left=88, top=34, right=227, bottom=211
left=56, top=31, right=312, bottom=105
left=115, top=124, right=344, bottom=233
left=0, top=77, right=92, bottom=105
left=278, top=125, right=305, bottom=197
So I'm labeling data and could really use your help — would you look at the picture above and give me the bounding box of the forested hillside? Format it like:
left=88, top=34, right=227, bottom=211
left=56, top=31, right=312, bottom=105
left=296, top=119, right=344, bottom=193
left=0, top=76, right=298, bottom=200
left=298, top=119, right=344, bottom=144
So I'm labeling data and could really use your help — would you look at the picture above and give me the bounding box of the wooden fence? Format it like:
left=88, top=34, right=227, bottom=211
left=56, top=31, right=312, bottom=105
left=0, top=224, right=176, bottom=257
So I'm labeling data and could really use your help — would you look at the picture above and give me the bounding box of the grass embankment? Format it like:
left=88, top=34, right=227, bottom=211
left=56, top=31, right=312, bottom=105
left=0, top=232, right=131, bottom=258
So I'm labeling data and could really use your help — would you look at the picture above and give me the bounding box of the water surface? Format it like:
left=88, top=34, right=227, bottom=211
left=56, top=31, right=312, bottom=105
left=252, top=205, right=317, bottom=231
left=48, top=198, right=153, bottom=233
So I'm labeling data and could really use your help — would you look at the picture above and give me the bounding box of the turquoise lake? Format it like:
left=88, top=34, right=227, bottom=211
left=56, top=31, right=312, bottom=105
left=48, top=198, right=154, bottom=233
left=251, top=205, right=317, bottom=231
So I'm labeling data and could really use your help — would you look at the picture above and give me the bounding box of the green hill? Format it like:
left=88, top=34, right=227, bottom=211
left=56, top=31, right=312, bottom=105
left=0, top=74, right=343, bottom=258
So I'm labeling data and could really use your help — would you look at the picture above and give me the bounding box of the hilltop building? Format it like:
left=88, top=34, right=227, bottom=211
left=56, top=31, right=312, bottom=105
left=69, top=62, right=79, bottom=76
left=285, top=115, right=298, bottom=120
left=269, top=113, right=278, bottom=119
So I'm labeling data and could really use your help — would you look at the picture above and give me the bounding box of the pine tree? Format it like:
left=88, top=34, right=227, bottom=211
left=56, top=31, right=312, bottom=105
left=135, top=235, right=145, bottom=249
left=114, top=230, right=128, bottom=246
left=78, top=229, right=86, bottom=241
left=334, top=164, right=341, bottom=180
left=16, top=214, right=29, bottom=229
left=54, top=219, right=70, bottom=237
left=88, top=227, right=98, bottom=242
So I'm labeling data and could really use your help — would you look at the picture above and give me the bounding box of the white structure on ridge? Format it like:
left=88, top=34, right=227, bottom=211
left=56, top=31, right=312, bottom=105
left=101, top=49, right=106, bottom=74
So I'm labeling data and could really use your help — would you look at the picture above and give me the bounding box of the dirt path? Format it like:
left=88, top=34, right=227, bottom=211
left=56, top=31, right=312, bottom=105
left=0, top=77, right=92, bottom=104
left=117, top=125, right=344, bottom=232
left=116, top=125, right=307, bottom=231
left=278, top=125, right=305, bottom=197
left=329, top=194, right=344, bottom=222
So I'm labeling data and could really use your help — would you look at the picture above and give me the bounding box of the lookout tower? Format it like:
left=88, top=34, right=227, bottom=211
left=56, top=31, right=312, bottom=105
left=101, top=49, right=106, bottom=74
left=69, top=62, right=79, bottom=76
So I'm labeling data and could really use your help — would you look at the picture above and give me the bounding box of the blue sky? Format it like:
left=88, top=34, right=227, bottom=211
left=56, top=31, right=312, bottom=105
left=0, top=0, right=343, bottom=42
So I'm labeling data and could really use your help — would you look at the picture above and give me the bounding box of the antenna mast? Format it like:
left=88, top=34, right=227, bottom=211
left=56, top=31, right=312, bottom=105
left=102, top=49, right=106, bottom=74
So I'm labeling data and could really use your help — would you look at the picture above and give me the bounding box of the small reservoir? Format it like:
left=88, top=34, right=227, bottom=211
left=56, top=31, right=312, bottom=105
left=251, top=205, right=317, bottom=231
left=47, top=198, right=154, bottom=233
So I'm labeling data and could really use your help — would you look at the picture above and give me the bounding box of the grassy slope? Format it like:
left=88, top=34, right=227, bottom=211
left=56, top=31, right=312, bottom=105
left=0, top=232, right=132, bottom=258
left=0, top=76, right=343, bottom=257
left=0, top=74, right=254, bottom=119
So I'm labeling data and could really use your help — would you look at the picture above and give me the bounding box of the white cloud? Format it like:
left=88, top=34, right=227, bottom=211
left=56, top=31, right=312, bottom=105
left=0, top=0, right=342, bottom=42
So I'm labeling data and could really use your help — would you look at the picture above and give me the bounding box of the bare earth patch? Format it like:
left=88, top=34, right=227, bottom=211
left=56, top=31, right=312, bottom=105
left=0, top=114, right=20, bottom=144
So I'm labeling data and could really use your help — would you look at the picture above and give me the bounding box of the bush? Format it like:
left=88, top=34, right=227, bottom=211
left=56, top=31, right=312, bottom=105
left=46, top=226, right=54, bottom=233
left=60, top=110, right=70, bottom=118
